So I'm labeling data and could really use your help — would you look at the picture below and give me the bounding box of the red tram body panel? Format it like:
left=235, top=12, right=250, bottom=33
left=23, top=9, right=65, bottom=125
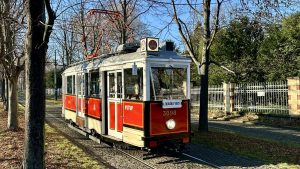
left=149, top=101, right=189, bottom=136
left=117, top=103, right=123, bottom=132
left=87, top=98, right=102, bottom=120
left=109, top=102, right=115, bottom=130
left=123, top=101, right=144, bottom=129
left=64, top=95, right=76, bottom=111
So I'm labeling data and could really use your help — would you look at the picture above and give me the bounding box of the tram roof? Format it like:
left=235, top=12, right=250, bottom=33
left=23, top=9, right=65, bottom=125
left=63, top=50, right=191, bottom=74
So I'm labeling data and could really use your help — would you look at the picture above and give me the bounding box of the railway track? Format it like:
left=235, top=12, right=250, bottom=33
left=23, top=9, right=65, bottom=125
left=182, top=153, right=221, bottom=169
left=46, top=110, right=157, bottom=169
left=64, top=115, right=221, bottom=169
left=18, top=100, right=221, bottom=168
left=115, top=148, right=156, bottom=169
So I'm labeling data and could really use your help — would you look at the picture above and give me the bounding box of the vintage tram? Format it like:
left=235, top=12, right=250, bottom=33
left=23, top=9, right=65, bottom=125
left=62, top=38, right=192, bottom=149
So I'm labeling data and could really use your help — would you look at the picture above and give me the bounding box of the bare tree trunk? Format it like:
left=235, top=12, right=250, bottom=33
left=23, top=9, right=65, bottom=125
left=1, top=79, right=5, bottom=102
left=23, top=0, right=55, bottom=167
left=198, top=0, right=211, bottom=132
left=23, top=0, right=46, bottom=168
left=5, top=78, right=8, bottom=111
left=120, top=0, right=127, bottom=44
left=0, top=79, right=2, bottom=101
left=7, top=76, right=18, bottom=130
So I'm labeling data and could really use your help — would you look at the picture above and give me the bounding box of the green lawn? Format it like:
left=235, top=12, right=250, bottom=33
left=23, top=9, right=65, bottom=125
left=191, top=124, right=300, bottom=168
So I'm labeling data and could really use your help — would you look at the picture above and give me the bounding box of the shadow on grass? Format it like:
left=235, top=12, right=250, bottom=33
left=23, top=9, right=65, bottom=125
left=192, top=123, right=300, bottom=168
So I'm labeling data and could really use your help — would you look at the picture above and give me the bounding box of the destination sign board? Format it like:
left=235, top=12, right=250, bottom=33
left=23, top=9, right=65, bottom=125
left=162, top=99, right=182, bottom=109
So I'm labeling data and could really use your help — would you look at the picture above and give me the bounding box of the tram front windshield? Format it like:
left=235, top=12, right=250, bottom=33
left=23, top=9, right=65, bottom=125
left=150, top=67, right=187, bottom=100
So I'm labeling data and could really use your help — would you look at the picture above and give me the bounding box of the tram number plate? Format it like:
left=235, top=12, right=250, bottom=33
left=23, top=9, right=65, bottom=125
left=162, top=99, right=182, bottom=109
left=163, top=110, right=176, bottom=116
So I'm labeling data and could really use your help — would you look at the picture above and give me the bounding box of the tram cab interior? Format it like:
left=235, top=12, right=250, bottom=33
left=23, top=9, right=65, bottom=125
left=62, top=38, right=192, bottom=148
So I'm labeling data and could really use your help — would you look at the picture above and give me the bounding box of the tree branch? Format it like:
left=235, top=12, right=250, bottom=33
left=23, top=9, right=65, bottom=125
left=127, top=2, right=154, bottom=26
left=210, top=60, right=235, bottom=74
left=171, top=0, right=199, bottom=66
left=43, top=0, right=56, bottom=46
left=178, top=18, right=194, bottom=54
left=186, top=0, right=201, bottom=16
left=207, top=0, right=222, bottom=49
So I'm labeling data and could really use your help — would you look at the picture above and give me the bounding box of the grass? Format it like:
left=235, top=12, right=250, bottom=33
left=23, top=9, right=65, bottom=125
left=191, top=123, right=300, bottom=168
left=46, top=98, right=62, bottom=105
left=0, top=103, right=105, bottom=169
left=45, top=124, right=102, bottom=169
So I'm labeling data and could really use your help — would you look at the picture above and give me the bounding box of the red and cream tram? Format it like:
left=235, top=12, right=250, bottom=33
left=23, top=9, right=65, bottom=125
left=62, top=38, right=192, bottom=149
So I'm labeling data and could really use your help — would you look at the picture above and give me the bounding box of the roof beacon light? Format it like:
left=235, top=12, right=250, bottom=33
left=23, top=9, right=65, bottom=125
left=140, top=37, right=159, bottom=52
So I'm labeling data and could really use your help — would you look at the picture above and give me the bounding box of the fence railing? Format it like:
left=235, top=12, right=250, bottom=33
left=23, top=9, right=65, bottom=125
left=234, top=81, right=288, bottom=115
left=46, top=88, right=62, bottom=96
left=191, top=85, right=224, bottom=112
left=191, top=81, right=289, bottom=115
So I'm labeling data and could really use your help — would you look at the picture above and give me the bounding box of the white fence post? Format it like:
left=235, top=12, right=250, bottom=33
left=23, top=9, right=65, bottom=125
left=223, top=82, right=235, bottom=114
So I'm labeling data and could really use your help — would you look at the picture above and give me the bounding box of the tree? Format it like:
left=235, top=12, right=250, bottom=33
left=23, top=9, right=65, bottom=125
left=238, top=0, right=300, bottom=25
left=23, top=0, right=55, bottom=168
left=99, top=0, right=153, bottom=44
left=52, top=17, right=80, bottom=68
left=170, top=0, right=297, bottom=131
left=171, top=0, right=223, bottom=132
left=0, top=69, right=7, bottom=104
left=259, top=12, right=300, bottom=81
left=210, top=17, right=265, bottom=83
left=0, top=0, right=25, bottom=130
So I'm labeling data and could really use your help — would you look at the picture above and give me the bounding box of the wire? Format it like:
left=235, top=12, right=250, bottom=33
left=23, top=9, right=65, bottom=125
left=146, top=0, right=228, bottom=6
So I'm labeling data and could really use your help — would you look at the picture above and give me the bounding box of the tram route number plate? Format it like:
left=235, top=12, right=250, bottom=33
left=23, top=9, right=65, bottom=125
left=162, top=99, right=182, bottom=109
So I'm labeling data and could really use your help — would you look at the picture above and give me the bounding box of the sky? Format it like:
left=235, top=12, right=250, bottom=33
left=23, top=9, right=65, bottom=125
left=48, top=0, right=300, bottom=60
left=49, top=0, right=238, bottom=56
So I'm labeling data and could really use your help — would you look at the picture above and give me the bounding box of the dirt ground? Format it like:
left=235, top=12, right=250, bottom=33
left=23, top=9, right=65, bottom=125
left=0, top=103, right=103, bottom=169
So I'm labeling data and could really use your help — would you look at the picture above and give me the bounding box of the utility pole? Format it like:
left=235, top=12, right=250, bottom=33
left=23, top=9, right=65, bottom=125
left=54, top=50, right=57, bottom=101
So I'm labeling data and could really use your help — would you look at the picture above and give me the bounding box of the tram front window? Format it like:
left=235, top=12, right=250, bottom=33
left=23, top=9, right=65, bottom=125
left=150, top=67, right=187, bottom=100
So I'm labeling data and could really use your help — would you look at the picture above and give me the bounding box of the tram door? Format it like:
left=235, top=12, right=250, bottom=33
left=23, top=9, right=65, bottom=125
left=107, top=71, right=123, bottom=139
left=76, top=73, right=87, bottom=127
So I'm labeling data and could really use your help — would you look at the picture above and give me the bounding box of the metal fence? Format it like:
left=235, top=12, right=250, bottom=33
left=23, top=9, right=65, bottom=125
left=46, top=88, right=62, bottom=96
left=191, top=81, right=289, bottom=115
left=234, top=81, right=288, bottom=115
left=191, top=85, right=224, bottom=112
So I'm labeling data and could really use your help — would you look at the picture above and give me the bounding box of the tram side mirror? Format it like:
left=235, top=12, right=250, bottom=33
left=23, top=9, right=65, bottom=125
left=132, top=62, right=138, bottom=75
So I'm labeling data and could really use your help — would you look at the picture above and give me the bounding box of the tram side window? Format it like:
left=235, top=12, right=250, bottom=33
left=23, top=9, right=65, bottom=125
left=109, top=73, right=115, bottom=98
left=77, top=75, right=82, bottom=95
left=72, top=75, right=75, bottom=94
left=67, top=76, right=73, bottom=94
left=124, top=68, right=143, bottom=100
left=90, top=72, right=100, bottom=97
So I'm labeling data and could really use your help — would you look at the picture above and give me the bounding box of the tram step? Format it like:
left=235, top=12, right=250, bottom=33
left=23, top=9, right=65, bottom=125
left=101, top=134, right=122, bottom=142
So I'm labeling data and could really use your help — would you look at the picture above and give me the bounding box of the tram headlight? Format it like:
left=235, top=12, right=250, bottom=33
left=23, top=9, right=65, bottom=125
left=166, top=119, right=176, bottom=130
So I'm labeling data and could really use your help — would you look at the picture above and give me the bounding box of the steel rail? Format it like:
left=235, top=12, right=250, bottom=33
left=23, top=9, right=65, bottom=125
left=181, top=152, right=221, bottom=169
left=45, top=104, right=156, bottom=169
left=115, top=148, right=156, bottom=169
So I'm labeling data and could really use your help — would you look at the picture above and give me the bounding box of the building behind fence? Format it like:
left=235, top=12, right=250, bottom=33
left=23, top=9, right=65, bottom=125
left=191, top=77, right=300, bottom=116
